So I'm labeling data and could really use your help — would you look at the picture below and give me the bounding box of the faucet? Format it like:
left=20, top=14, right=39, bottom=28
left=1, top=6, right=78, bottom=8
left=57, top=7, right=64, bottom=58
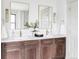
left=20, top=30, right=22, bottom=37
left=46, top=29, right=49, bottom=35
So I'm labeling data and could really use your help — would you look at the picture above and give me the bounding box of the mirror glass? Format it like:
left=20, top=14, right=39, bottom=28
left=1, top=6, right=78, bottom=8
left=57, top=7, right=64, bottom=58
left=38, top=5, right=53, bottom=34
left=11, top=0, right=29, bottom=30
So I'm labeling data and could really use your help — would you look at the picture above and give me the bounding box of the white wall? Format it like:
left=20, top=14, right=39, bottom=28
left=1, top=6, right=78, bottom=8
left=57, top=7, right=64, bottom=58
left=56, top=0, right=67, bottom=34
left=66, top=0, right=78, bottom=59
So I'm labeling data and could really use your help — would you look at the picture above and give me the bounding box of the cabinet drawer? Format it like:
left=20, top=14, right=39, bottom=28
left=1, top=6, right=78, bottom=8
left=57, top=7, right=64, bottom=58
left=1, top=42, right=23, bottom=53
left=24, top=40, right=39, bottom=46
left=41, top=39, right=53, bottom=45
left=55, top=37, right=65, bottom=44
left=4, top=42, right=23, bottom=48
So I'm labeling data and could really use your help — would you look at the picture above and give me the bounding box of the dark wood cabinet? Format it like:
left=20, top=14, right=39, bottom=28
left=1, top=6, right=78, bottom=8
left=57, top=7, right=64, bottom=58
left=55, top=38, right=66, bottom=59
left=1, top=37, right=66, bottom=59
left=6, top=47, right=22, bottom=59
left=24, top=40, right=39, bottom=59
left=1, top=42, right=23, bottom=59
left=40, top=39, right=56, bottom=59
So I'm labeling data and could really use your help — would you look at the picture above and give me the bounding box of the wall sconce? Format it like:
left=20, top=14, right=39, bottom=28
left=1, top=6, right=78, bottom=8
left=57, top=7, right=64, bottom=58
left=5, top=9, right=10, bottom=23
left=53, top=12, right=56, bottom=23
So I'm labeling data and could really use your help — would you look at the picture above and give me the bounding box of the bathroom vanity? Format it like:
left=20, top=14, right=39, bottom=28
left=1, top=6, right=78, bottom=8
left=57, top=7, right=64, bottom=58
left=1, top=36, right=66, bottom=59
left=1, top=0, right=68, bottom=58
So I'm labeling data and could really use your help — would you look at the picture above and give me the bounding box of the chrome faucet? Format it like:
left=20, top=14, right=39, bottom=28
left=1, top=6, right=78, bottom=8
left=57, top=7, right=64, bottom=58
left=46, top=29, right=48, bottom=35
left=20, top=30, right=22, bottom=37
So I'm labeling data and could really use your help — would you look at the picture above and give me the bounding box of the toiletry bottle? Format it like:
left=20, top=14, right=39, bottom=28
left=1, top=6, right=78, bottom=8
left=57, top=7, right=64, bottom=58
left=46, top=29, right=48, bottom=35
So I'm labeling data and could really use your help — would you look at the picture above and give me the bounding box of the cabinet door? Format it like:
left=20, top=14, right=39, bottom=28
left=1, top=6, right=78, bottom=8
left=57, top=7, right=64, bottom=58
left=24, top=40, right=39, bottom=59
left=55, top=37, right=66, bottom=59
left=40, top=39, right=56, bottom=59
left=2, top=42, right=23, bottom=59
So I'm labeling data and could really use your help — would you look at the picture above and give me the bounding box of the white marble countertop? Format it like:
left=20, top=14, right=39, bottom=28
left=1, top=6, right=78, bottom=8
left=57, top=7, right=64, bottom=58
left=1, top=34, right=66, bottom=43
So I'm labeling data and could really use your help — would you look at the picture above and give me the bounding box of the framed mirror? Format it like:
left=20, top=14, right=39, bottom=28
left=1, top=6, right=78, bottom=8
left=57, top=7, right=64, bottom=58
left=11, top=0, right=29, bottom=30
left=38, top=5, right=53, bottom=34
